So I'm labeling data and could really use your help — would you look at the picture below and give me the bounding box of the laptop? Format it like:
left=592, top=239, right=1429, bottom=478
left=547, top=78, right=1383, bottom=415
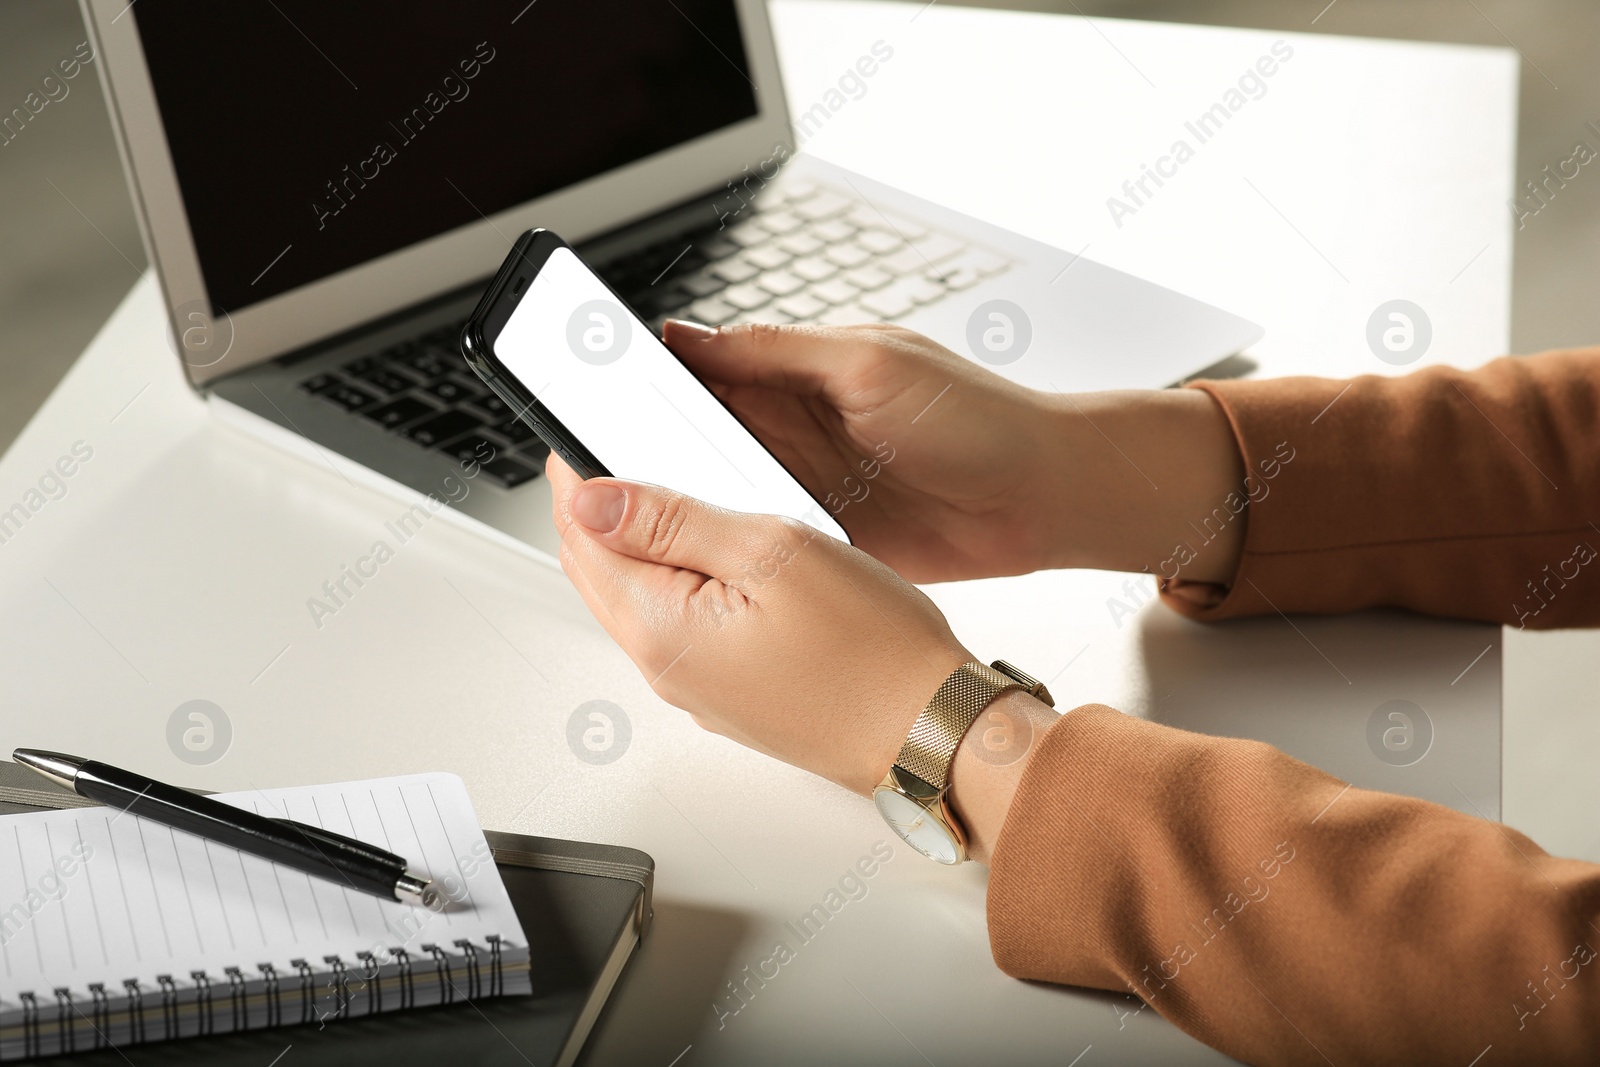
left=84, top=0, right=1262, bottom=564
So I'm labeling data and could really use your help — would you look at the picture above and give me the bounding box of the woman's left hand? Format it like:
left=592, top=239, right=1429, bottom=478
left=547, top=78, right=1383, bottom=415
left=545, top=454, right=973, bottom=796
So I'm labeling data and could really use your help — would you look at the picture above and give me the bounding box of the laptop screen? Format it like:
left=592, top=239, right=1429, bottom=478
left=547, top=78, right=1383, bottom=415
left=132, top=1, right=758, bottom=317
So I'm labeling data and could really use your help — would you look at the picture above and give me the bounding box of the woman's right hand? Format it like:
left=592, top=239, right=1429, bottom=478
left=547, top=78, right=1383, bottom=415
left=663, top=320, right=1069, bottom=582
left=662, top=320, right=1248, bottom=585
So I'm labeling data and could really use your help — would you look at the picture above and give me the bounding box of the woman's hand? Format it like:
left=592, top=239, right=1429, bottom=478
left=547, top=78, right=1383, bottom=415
left=663, top=320, right=1065, bottom=583
left=663, top=320, right=1248, bottom=585
left=547, top=454, right=969, bottom=793
left=546, top=456, right=1058, bottom=860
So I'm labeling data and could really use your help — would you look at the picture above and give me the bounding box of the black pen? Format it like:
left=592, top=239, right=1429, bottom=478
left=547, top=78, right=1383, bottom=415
left=12, top=749, right=440, bottom=908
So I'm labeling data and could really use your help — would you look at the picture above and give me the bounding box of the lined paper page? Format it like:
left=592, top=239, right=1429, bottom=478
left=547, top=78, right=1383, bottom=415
left=0, top=772, right=525, bottom=999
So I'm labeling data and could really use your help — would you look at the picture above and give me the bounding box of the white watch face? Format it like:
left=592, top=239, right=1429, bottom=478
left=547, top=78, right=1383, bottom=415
left=874, top=787, right=961, bottom=864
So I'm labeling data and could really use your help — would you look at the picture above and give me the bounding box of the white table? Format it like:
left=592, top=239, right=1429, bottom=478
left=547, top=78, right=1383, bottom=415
left=0, top=3, right=1527, bottom=1064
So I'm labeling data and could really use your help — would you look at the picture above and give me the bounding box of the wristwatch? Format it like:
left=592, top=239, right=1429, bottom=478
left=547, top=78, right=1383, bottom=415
left=873, top=660, right=1055, bottom=864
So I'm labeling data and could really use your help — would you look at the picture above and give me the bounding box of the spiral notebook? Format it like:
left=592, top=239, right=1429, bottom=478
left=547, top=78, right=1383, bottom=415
left=0, top=772, right=532, bottom=1059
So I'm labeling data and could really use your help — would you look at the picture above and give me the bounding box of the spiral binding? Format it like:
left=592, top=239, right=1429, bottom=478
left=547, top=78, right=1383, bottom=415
left=6, top=938, right=511, bottom=1057
left=88, top=983, right=110, bottom=1050
left=291, top=958, right=314, bottom=1025
left=454, top=940, right=481, bottom=1001
left=356, top=951, right=381, bottom=1016
left=487, top=935, right=504, bottom=997
left=225, top=967, right=247, bottom=1032
left=323, top=955, right=350, bottom=1022
left=260, top=962, right=281, bottom=1028
left=395, top=948, right=414, bottom=1010
left=52, top=988, right=72, bottom=1055
left=18, top=992, right=38, bottom=1060
left=423, top=944, right=453, bottom=1004
left=156, top=975, right=178, bottom=1041
left=192, top=970, right=213, bottom=1037
left=122, top=979, right=144, bottom=1044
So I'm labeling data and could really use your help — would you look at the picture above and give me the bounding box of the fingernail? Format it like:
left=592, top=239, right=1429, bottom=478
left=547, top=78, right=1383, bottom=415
left=571, top=482, right=627, bottom=533
left=666, top=319, right=718, bottom=340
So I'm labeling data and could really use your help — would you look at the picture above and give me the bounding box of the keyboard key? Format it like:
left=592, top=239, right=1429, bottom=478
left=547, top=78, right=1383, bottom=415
left=744, top=244, right=792, bottom=270
left=682, top=271, right=728, bottom=298
left=857, top=229, right=904, bottom=254
left=908, top=233, right=966, bottom=264
left=860, top=288, right=915, bottom=319
left=928, top=264, right=983, bottom=290
left=775, top=292, right=829, bottom=320
left=781, top=180, right=818, bottom=202
left=758, top=210, right=804, bottom=235
left=882, top=245, right=932, bottom=274
left=811, top=278, right=862, bottom=305
left=790, top=256, right=838, bottom=282
left=342, top=356, right=377, bottom=377
left=880, top=213, right=930, bottom=241
left=756, top=270, right=806, bottom=297
left=793, top=191, right=852, bottom=221
left=810, top=219, right=855, bottom=243
left=480, top=456, right=540, bottom=488
left=519, top=436, right=552, bottom=462
left=722, top=284, right=772, bottom=311
left=710, top=258, right=760, bottom=284
left=777, top=232, right=824, bottom=256
left=697, top=236, right=739, bottom=259
left=403, top=409, right=483, bottom=448
left=818, top=303, right=874, bottom=326
left=843, top=266, right=892, bottom=292
left=688, top=297, right=737, bottom=323
left=725, top=222, right=769, bottom=248
left=363, top=395, right=437, bottom=429
left=844, top=205, right=884, bottom=230
left=354, top=368, right=416, bottom=395
left=423, top=378, right=484, bottom=405
left=824, top=243, right=872, bottom=269
left=467, top=392, right=510, bottom=419
left=901, top=276, right=948, bottom=304
left=396, top=349, right=454, bottom=380
left=444, top=434, right=503, bottom=465
left=864, top=277, right=942, bottom=313
left=494, top=417, right=540, bottom=445
left=299, top=373, right=341, bottom=394
left=320, top=382, right=378, bottom=412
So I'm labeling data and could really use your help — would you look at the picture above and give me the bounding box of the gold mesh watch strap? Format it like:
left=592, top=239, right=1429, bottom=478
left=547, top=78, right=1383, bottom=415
left=892, top=662, right=1020, bottom=790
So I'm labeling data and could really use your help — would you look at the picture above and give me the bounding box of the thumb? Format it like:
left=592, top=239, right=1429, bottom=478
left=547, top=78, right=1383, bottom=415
left=566, top=477, right=786, bottom=577
left=664, top=319, right=884, bottom=399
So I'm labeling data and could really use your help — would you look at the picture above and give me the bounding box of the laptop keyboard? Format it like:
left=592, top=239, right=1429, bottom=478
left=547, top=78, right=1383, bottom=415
left=294, top=180, right=1011, bottom=489
left=297, top=324, right=551, bottom=489
left=610, top=180, right=1012, bottom=333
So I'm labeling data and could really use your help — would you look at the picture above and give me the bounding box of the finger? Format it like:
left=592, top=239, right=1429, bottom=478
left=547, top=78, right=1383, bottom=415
left=663, top=319, right=888, bottom=397
left=566, top=476, right=800, bottom=579
left=546, top=452, right=582, bottom=537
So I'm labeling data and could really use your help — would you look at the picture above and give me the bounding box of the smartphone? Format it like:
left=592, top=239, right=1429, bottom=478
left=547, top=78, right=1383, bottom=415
left=461, top=229, right=849, bottom=543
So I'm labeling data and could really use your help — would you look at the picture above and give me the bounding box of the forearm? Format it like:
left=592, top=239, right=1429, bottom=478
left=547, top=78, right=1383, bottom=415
left=1034, top=388, right=1248, bottom=584
left=986, top=706, right=1600, bottom=1064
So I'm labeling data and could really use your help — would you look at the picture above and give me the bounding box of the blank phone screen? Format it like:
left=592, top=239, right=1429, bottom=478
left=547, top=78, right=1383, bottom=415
left=493, top=247, right=849, bottom=542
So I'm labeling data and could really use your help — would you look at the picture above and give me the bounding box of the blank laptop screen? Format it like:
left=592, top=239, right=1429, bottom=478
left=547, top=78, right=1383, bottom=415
left=131, top=0, right=758, bottom=315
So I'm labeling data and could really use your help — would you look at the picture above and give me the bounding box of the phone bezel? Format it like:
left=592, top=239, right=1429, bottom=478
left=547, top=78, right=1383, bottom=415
left=459, top=229, right=851, bottom=544
left=461, top=230, right=611, bottom=480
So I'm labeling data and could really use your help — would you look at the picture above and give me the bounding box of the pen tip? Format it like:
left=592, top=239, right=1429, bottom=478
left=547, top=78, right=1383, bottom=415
left=12, top=749, right=84, bottom=790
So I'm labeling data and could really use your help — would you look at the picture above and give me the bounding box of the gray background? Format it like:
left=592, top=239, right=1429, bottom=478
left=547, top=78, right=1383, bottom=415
left=1, top=0, right=1594, bottom=453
